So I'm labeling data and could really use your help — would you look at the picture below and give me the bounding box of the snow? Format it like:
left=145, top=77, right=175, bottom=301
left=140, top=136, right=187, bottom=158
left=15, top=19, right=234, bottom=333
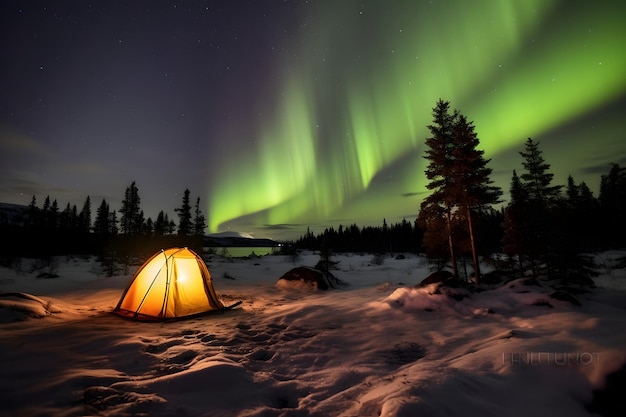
left=1, top=250, right=625, bottom=417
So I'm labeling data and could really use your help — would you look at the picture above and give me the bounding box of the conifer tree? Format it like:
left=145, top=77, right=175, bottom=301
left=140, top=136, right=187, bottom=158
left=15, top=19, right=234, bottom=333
left=420, top=100, right=501, bottom=280
left=78, top=196, right=91, bottom=233
left=519, top=138, right=561, bottom=206
left=49, top=199, right=59, bottom=231
left=503, top=139, right=562, bottom=276
left=119, top=181, right=142, bottom=236
left=108, top=209, right=118, bottom=236
left=59, top=203, right=73, bottom=233
left=563, top=175, right=599, bottom=256
left=176, top=188, right=193, bottom=236
left=168, top=219, right=177, bottom=235
left=599, top=163, right=626, bottom=247
left=193, top=196, right=207, bottom=236
left=502, top=170, right=532, bottom=271
left=154, top=210, right=168, bottom=236
left=421, top=99, right=459, bottom=276
left=94, top=199, right=111, bottom=235
left=144, top=217, right=154, bottom=236
left=27, top=195, right=40, bottom=230
left=450, top=114, right=502, bottom=282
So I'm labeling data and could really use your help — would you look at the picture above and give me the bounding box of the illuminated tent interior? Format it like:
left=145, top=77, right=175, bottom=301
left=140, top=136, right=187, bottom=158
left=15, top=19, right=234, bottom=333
left=114, top=247, right=225, bottom=320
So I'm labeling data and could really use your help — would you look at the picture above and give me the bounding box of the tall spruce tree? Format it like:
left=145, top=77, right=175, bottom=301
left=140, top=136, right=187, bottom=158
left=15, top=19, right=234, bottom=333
left=519, top=138, right=561, bottom=205
left=78, top=195, right=91, bottom=234
left=599, top=163, right=626, bottom=247
left=176, top=188, right=193, bottom=236
left=108, top=209, right=118, bottom=236
left=420, top=100, right=501, bottom=280
left=503, top=139, right=562, bottom=276
left=94, top=199, right=111, bottom=235
left=563, top=175, right=599, bottom=256
left=154, top=210, right=168, bottom=236
left=421, top=99, right=459, bottom=276
left=26, top=195, right=39, bottom=230
left=119, top=181, right=142, bottom=236
left=502, top=170, right=532, bottom=271
left=193, top=196, right=207, bottom=236
left=450, top=114, right=502, bottom=282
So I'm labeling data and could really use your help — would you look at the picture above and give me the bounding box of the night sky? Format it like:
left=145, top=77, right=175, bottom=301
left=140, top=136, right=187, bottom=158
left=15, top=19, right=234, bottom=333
left=1, top=1, right=625, bottom=240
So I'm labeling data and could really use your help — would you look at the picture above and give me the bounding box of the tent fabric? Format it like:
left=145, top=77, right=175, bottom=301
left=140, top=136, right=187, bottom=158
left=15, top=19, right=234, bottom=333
left=114, top=247, right=224, bottom=320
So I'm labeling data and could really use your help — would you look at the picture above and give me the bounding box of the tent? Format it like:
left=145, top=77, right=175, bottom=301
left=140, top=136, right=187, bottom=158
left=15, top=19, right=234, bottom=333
left=114, top=247, right=229, bottom=320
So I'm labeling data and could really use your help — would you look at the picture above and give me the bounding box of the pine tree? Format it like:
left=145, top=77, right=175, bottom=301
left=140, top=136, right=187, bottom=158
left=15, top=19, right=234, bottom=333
left=563, top=175, right=599, bottom=257
left=519, top=138, right=562, bottom=206
left=193, top=196, right=207, bottom=236
left=421, top=99, right=459, bottom=276
left=59, top=203, right=72, bottom=233
left=144, top=217, right=154, bottom=236
left=154, top=210, right=167, bottom=236
left=599, top=163, right=626, bottom=247
left=176, top=189, right=193, bottom=236
left=94, top=199, right=111, bottom=235
left=119, top=181, right=142, bottom=236
left=168, top=219, right=177, bottom=235
left=420, top=100, right=501, bottom=280
left=450, top=114, right=502, bottom=282
left=504, top=139, right=562, bottom=276
left=108, top=209, right=118, bottom=235
left=78, top=196, right=91, bottom=233
left=26, top=195, right=40, bottom=230
left=49, top=199, right=59, bottom=231
left=502, top=170, right=533, bottom=272
left=137, top=210, right=145, bottom=235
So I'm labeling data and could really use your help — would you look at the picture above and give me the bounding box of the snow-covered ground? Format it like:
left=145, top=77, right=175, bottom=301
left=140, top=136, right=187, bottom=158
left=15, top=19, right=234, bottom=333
left=1, top=250, right=625, bottom=417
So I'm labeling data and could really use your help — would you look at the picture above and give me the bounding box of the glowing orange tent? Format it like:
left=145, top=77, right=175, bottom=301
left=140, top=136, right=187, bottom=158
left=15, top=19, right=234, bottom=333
left=114, top=247, right=227, bottom=320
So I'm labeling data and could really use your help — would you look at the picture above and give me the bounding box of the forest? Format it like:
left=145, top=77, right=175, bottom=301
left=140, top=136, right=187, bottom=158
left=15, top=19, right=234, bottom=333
left=1, top=100, right=625, bottom=282
left=0, top=185, right=207, bottom=261
left=295, top=101, right=626, bottom=283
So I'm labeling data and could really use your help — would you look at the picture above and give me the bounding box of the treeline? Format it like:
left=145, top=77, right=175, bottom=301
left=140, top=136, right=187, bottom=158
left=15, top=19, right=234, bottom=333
left=294, top=219, right=425, bottom=254
left=294, top=100, right=626, bottom=282
left=0, top=182, right=208, bottom=257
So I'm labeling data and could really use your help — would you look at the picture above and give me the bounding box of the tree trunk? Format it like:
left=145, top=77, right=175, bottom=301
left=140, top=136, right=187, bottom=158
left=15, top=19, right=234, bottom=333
left=465, top=206, right=481, bottom=284
left=445, top=207, right=459, bottom=277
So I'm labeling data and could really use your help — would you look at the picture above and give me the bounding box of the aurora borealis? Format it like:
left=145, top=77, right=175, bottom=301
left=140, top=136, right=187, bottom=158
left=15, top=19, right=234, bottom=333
left=1, top=1, right=625, bottom=240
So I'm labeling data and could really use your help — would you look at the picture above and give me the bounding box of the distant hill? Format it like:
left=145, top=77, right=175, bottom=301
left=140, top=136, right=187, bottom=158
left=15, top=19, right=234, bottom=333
left=0, top=203, right=28, bottom=224
left=204, top=231, right=280, bottom=248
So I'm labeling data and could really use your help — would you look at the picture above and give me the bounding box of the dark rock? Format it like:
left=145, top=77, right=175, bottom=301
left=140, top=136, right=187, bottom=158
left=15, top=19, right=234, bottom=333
left=416, top=270, right=455, bottom=288
left=416, top=271, right=469, bottom=300
left=277, top=266, right=348, bottom=290
left=395, top=254, right=406, bottom=260
left=549, top=290, right=581, bottom=306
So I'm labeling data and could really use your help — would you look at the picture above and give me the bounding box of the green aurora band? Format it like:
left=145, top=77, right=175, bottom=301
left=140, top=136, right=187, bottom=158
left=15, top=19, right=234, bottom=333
left=207, top=0, right=626, bottom=237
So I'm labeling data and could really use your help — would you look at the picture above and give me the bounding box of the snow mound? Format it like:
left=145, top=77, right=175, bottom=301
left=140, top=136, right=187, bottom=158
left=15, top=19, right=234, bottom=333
left=0, top=292, right=62, bottom=322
